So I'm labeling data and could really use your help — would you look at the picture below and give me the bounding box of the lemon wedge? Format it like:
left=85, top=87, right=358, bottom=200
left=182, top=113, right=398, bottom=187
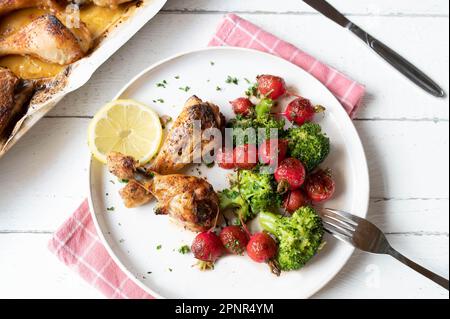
left=88, top=99, right=163, bottom=164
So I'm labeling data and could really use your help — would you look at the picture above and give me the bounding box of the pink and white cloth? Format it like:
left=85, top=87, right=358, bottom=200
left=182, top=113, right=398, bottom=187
left=48, top=14, right=366, bottom=299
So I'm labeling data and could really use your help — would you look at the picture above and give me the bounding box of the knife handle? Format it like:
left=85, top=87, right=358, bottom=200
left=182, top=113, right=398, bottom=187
left=348, top=23, right=445, bottom=97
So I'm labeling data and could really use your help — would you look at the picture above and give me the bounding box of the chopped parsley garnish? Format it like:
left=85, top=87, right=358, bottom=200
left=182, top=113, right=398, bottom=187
left=174, top=75, right=180, bottom=79
left=210, top=61, right=215, bottom=66
left=106, top=206, right=115, bottom=211
left=157, top=98, right=164, bottom=103
left=205, top=161, right=215, bottom=168
left=244, top=77, right=251, bottom=84
left=168, top=268, right=173, bottom=272
left=179, top=86, right=191, bottom=92
left=226, top=76, right=239, bottom=85
left=156, top=244, right=162, bottom=250
left=119, top=179, right=129, bottom=183
left=119, top=238, right=125, bottom=243
left=156, top=80, right=168, bottom=88
left=216, top=86, right=222, bottom=91
left=178, top=245, right=190, bottom=254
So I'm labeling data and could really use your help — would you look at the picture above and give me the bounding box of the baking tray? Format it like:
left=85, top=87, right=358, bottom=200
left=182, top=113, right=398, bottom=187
left=0, top=0, right=167, bottom=158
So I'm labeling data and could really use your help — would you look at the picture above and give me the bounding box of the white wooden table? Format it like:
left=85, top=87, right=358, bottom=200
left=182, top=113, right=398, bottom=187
left=0, top=0, right=448, bottom=299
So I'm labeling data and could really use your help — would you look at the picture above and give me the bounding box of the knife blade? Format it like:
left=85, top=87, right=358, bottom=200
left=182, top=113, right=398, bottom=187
left=303, top=0, right=445, bottom=97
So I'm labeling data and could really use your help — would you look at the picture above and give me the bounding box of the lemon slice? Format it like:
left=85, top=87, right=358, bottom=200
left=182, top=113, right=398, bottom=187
left=88, top=99, right=163, bottom=164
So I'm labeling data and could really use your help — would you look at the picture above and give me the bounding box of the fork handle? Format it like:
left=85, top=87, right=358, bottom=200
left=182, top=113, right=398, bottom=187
left=388, top=246, right=449, bottom=290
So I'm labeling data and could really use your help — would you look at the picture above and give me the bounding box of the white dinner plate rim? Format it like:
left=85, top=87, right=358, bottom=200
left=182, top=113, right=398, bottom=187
left=88, top=46, right=370, bottom=299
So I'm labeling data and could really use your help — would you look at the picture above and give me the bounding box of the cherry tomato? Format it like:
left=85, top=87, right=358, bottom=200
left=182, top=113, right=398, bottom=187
left=284, top=97, right=323, bottom=126
left=247, top=232, right=278, bottom=263
left=274, top=158, right=306, bottom=190
left=258, top=139, right=288, bottom=166
left=219, top=226, right=249, bottom=255
left=233, top=144, right=258, bottom=170
left=216, top=148, right=235, bottom=169
left=283, top=189, right=309, bottom=213
left=304, top=169, right=336, bottom=202
left=256, top=75, right=286, bottom=100
left=191, top=231, right=224, bottom=262
left=230, top=97, right=253, bottom=116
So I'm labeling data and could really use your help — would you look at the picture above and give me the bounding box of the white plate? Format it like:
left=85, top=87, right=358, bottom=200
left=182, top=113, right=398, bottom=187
left=88, top=47, right=370, bottom=299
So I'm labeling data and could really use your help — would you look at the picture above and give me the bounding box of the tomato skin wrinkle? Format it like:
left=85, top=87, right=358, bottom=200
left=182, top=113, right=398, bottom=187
left=304, top=169, right=336, bottom=202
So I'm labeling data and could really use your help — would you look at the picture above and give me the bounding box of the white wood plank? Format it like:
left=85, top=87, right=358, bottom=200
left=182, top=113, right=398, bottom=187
left=355, top=121, right=449, bottom=199
left=48, top=14, right=449, bottom=120
left=0, top=234, right=103, bottom=299
left=0, top=233, right=446, bottom=298
left=163, top=0, right=450, bottom=16
left=0, top=118, right=448, bottom=231
left=315, top=234, right=449, bottom=298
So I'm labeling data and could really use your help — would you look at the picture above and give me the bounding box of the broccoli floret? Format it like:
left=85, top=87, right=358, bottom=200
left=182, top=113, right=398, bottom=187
left=228, top=98, right=285, bottom=146
left=218, top=188, right=251, bottom=222
left=219, top=170, right=280, bottom=222
left=287, top=123, right=330, bottom=171
left=238, top=170, right=280, bottom=215
left=259, top=206, right=324, bottom=271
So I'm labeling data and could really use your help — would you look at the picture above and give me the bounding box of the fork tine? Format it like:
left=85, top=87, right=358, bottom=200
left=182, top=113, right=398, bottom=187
left=323, top=208, right=359, bottom=226
left=324, top=224, right=354, bottom=245
left=322, top=217, right=354, bottom=237
left=321, top=214, right=356, bottom=232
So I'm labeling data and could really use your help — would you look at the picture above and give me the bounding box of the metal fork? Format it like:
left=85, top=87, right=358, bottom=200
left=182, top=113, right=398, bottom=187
left=320, top=208, right=449, bottom=290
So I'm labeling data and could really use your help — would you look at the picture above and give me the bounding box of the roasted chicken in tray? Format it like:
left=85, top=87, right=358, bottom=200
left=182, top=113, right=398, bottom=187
left=0, top=67, right=35, bottom=140
left=0, top=14, right=92, bottom=65
left=107, top=151, right=220, bottom=232
left=0, top=0, right=133, bottom=16
left=105, top=96, right=225, bottom=231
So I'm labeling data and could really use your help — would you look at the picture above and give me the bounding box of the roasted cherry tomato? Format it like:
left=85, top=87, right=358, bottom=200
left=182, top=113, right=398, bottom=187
left=216, top=147, right=235, bottom=169
left=230, top=97, right=253, bottom=116
left=191, top=231, right=224, bottom=262
left=283, top=189, right=309, bottom=213
left=233, top=144, right=258, bottom=170
left=258, top=139, right=288, bottom=166
left=247, top=232, right=278, bottom=263
left=284, top=97, right=324, bottom=126
left=219, top=226, right=249, bottom=255
left=304, top=168, right=336, bottom=202
left=256, top=74, right=286, bottom=100
left=274, top=158, right=306, bottom=191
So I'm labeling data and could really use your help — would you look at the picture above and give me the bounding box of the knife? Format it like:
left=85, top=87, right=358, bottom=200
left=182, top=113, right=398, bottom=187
left=303, top=0, right=445, bottom=97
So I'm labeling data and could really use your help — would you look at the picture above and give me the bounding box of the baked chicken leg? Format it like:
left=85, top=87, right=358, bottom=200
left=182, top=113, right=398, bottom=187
left=0, top=14, right=92, bottom=65
left=149, top=96, right=225, bottom=174
left=107, top=152, right=219, bottom=232
left=0, top=0, right=65, bottom=16
left=0, top=67, right=35, bottom=140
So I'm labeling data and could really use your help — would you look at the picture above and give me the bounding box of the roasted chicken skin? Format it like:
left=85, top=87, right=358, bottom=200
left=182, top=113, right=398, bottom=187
left=0, top=14, right=92, bottom=65
left=149, top=96, right=225, bottom=174
left=0, top=0, right=133, bottom=16
left=0, top=67, right=34, bottom=139
left=0, top=0, right=65, bottom=16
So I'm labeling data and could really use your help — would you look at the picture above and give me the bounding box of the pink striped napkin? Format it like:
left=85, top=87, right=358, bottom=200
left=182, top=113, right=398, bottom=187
left=48, top=14, right=365, bottom=299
